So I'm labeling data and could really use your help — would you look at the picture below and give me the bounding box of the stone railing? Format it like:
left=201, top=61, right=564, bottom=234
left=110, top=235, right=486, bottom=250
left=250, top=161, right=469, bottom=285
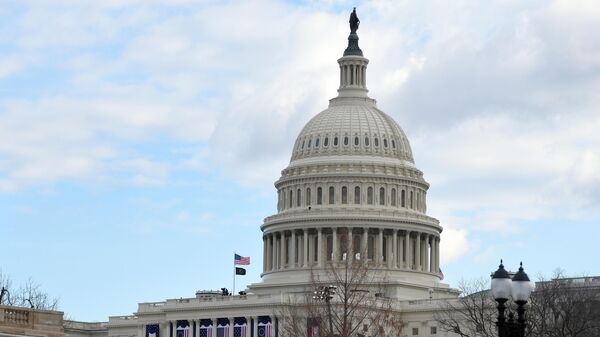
left=2, top=306, right=32, bottom=326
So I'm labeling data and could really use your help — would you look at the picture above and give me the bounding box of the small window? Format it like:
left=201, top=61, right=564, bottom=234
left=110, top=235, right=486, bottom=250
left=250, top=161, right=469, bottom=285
left=391, top=188, right=397, bottom=206
left=401, top=190, right=406, bottom=207
left=431, top=326, right=437, bottom=335
left=344, top=136, right=349, bottom=145
left=334, top=137, right=338, bottom=146
left=329, top=186, right=335, bottom=204
left=365, top=137, right=370, bottom=146
left=324, top=137, right=329, bottom=147
left=383, top=139, right=388, bottom=147
left=354, top=186, right=361, bottom=204
left=410, top=191, right=414, bottom=209
left=306, top=188, right=311, bottom=206
left=412, top=327, right=418, bottom=336
left=342, top=186, right=348, bottom=204
left=367, top=187, right=373, bottom=205
left=374, top=138, right=379, bottom=147
left=315, top=138, right=320, bottom=147
left=297, top=189, right=301, bottom=207
left=289, top=190, right=293, bottom=208
left=308, top=139, right=312, bottom=148
left=317, top=187, right=323, bottom=205
left=302, top=140, right=305, bottom=149
left=392, top=139, right=396, bottom=148
left=354, top=137, right=359, bottom=146
left=379, top=187, right=385, bottom=205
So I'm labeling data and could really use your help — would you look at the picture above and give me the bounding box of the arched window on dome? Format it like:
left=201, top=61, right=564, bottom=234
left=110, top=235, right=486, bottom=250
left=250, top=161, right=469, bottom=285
left=354, top=186, right=361, bottom=204
left=383, top=139, right=388, bottom=148
left=365, top=137, right=370, bottom=146
left=344, top=136, right=349, bottom=146
left=391, top=139, right=396, bottom=149
left=342, top=186, right=348, bottom=204
left=379, top=187, right=385, bottom=205
left=306, top=188, right=311, bottom=206
left=334, top=137, right=338, bottom=146
left=354, top=137, right=359, bottom=146
left=391, top=188, right=397, bottom=206
left=317, top=187, right=323, bottom=205
left=297, top=189, right=301, bottom=207
left=374, top=138, right=379, bottom=147
left=308, top=139, right=312, bottom=148
left=367, top=187, right=373, bottom=205
left=315, top=138, right=320, bottom=147
left=324, top=137, right=329, bottom=147
left=410, top=191, right=414, bottom=209
left=289, top=190, right=293, bottom=208
left=329, top=186, right=335, bottom=204
left=302, top=140, right=305, bottom=149
left=401, top=190, right=406, bottom=207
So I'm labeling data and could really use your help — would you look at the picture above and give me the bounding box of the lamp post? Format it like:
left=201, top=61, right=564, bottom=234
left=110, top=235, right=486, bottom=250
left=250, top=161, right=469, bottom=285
left=313, top=285, right=336, bottom=337
left=491, top=260, right=533, bottom=337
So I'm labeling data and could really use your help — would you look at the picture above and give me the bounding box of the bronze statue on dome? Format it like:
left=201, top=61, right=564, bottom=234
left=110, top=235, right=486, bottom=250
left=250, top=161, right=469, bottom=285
left=349, top=7, right=360, bottom=34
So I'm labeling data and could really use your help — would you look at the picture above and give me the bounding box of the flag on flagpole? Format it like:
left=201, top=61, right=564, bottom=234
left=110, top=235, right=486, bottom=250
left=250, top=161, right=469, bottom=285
left=234, top=254, right=250, bottom=265
left=235, top=267, right=246, bottom=275
left=438, top=268, right=444, bottom=280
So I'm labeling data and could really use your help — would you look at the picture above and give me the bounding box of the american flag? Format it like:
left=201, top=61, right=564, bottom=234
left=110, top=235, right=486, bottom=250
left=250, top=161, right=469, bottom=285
left=199, top=324, right=212, bottom=337
left=176, top=323, right=189, bottom=337
left=438, top=268, right=444, bottom=280
left=257, top=322, right=271, bottom=337
left=234, top=254, right=250, bottom=265
left=146, top=324, right=160, bottom=337
left=233, top=323, right=246, bottom=337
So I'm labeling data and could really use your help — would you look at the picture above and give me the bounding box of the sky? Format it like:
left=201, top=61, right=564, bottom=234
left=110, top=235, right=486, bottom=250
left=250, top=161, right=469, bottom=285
left=1, top=0, right=599, bottom=322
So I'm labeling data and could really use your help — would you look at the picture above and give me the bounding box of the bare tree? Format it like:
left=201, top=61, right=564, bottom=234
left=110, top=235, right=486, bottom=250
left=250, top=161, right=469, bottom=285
left=528, top=270, right=600, bottom=337
left=435, top=271, right=600, bottom=337
left=434, top=278, right=497, bottom=337
left=0, top=270, right=59, bottom=311
left=278, top=247, right=403, bottom=337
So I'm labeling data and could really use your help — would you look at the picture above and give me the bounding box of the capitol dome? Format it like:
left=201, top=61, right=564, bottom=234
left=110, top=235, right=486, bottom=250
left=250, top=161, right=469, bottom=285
left=252, top=17, right=451, bottom=300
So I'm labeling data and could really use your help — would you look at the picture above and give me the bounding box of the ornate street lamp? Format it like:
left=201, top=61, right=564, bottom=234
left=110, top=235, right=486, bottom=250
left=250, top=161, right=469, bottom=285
left=491, top=260, right=533, bottom=337
left=313, top=285, right=336, bottom=336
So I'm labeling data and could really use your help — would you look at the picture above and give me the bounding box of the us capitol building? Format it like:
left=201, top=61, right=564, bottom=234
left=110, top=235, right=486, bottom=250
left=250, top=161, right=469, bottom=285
left=109, top=11, right=459, bottom=337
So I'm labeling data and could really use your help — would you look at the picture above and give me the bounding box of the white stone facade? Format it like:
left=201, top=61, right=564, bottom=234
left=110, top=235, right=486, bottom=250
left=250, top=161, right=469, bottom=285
left=107, top=19, right=460, bottom=337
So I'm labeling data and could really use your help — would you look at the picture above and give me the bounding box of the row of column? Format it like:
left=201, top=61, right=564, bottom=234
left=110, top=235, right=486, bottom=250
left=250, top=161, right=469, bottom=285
left=145, top=317, right=270, bottom=337
left=262, top=228, right=440, bottom=274
left=340, top=63, right=367, bottom=88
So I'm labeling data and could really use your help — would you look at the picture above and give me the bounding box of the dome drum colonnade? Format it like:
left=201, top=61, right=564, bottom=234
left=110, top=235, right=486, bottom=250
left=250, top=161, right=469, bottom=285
left=259, top=21, right=444, bottom=291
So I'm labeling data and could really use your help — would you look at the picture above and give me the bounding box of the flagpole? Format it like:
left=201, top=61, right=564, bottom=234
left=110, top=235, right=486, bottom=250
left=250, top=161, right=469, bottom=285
left=232, top=252, right=236, bottom=296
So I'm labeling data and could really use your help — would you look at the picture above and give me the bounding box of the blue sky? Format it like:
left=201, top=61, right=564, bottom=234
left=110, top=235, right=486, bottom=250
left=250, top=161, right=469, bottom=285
left=1, top=0, right=600, bottom=322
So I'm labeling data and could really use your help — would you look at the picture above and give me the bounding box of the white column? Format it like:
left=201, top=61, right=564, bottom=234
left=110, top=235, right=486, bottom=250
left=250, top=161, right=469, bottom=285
left=386, top=233, right=393, bottom=268
left=415, top=233, right=421, bottom=271
left=361, top=228, right=368, bottom=260
left=404, top=231, right=410, bottom=269
left=245, top=318, right=251, bottom=337
left=398, top=233, right=404, bottom=268
left=348, top=227, right=354, bottom=262
left=272, top=234, right=278, bottom=270
left=267, top=235, right=273, bottom=271
left=228, top=317, right=234, bottom=337
left=317, top=228, right=323, bottom=266
left=211, top=319, right=217, bottom=337
left=436, top=237, right=441, bottom=273
left=263, top=236, right=267, bottom=272
left=291, top=231, right=296, bottom=268
left=252, top=317, right=258, bottom=337
left=161, top=321, right=169, bottom=337
left=281, top=232, right=286, bottom=269
left=424, top=235, right=430, bottom=272
left=137, top=325, right=143, bottom=337
left=303, top=229, right=309, bottom=267
left=393, top=229, right=399, bottom=268
left=377, top=229, right=384, bottom=265
left=332, top=227, right=338, bottom=262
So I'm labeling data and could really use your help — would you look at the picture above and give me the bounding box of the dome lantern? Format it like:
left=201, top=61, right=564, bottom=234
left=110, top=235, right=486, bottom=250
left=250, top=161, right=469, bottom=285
left=337, top=8, right=369, bottom=98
